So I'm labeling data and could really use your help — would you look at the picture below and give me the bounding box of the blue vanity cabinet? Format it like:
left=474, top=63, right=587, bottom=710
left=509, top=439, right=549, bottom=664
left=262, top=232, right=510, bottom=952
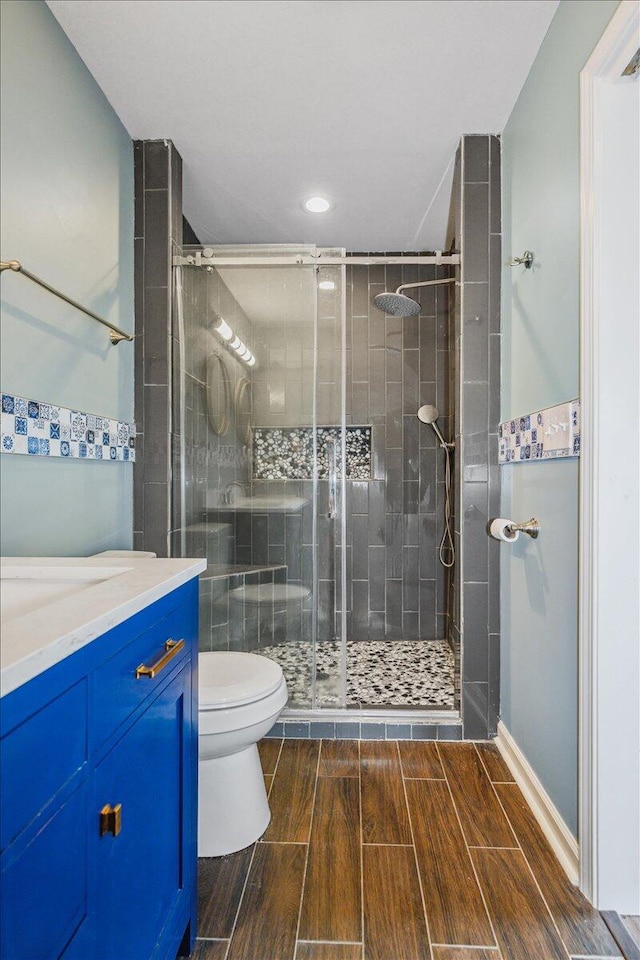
left=0, top=578, right=199, bottom=960
left=90, top=664, right=191, bottom=960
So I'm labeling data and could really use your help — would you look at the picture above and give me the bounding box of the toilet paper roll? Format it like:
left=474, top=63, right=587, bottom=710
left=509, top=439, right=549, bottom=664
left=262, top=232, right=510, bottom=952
left=489, top=518, right=520, bottom=542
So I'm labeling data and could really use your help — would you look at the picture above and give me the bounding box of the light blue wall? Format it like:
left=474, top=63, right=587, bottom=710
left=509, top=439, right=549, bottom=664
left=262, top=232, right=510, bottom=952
left=0, top=0, right=134, bottom=556
left=501, top=0, right=619, bottom=835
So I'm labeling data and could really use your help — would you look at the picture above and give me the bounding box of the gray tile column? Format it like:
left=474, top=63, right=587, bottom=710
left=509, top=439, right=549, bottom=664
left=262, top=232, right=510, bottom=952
left=450, top=135, right=502, bottom=738
left=133, top=139, right=183, bottom=557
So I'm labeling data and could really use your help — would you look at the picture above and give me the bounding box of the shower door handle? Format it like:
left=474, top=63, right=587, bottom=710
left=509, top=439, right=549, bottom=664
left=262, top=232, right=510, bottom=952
left=326, top=438, right=338, bottom=519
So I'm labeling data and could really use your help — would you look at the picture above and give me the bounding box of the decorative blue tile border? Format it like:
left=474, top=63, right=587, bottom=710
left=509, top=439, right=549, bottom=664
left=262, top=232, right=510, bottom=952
left=253, top=426, right=371, bottom=480
left=1, top=392, right=136, bottom=462
left=498, top=399, right=580, bottom=464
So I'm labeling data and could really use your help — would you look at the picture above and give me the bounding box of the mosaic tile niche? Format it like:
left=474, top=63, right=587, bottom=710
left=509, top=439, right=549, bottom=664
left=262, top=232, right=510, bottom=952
left=253, top=426, right=371, bottom=480
left=1, top=392, right=136, bottom=462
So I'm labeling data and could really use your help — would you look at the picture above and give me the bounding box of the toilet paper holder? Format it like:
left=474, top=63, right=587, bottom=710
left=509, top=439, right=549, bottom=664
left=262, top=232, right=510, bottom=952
left=489, top=517, right=540, bottom=542
left=506, top=518, right=540, bottom=539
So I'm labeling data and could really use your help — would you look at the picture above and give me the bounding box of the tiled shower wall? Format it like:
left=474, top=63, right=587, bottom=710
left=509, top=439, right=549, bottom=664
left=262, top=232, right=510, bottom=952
left=449, top=135, right=502, bottom=738
left=133, top=139, right=183, bottom=557
left=343, top=261, right=454, bottom=643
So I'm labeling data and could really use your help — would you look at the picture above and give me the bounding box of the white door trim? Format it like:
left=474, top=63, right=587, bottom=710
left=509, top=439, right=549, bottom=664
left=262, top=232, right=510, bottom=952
left=579, top=0, right=640, bottom=909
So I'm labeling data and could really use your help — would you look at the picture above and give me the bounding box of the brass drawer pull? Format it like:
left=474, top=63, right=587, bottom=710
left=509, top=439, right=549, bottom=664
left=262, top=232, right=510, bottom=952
left=135, top=639, right=185, bottom=679
left=100, top=803, right=122, bottom=837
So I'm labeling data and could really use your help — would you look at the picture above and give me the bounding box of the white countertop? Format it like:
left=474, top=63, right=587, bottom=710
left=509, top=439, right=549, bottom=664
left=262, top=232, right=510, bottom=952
left=0, top=556, right=206, bottom=698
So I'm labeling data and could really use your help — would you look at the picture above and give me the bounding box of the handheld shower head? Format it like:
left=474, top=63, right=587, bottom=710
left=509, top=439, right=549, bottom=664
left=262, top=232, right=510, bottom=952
left=417, top=403, right=456, bottom=569
left=417, top=404, right=439, bottom=424
left=417, top=403, right=452, bottom=450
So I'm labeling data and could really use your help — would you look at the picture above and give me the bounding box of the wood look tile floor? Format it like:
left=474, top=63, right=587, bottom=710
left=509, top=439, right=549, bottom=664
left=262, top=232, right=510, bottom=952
left=195, top=739, right=623, bottom=960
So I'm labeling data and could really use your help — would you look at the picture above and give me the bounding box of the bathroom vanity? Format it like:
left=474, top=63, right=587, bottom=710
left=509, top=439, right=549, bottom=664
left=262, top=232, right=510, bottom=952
left=0, top=556, right=205, bottom=960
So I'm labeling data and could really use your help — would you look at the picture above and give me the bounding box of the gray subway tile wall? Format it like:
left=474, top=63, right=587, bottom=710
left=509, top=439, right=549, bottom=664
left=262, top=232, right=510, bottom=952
left=134, top=139, right=183, bottom=557
left=341, top=259, right=455, bottom=646
left=450, top=135, right=502, bottom=739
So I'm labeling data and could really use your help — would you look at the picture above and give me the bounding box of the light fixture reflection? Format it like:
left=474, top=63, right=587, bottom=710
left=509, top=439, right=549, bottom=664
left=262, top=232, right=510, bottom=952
left=318, top=280, right=335, bottom=291
left=215, top=318, right=233, bottom=341
left=213, top=318, right=257, bottom=368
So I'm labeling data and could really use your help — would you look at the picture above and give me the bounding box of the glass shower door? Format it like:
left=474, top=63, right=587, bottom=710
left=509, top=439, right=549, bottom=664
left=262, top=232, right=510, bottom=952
left=313, top=258, right=347, bottom=710
left=174, top=246, right=348, bottom=713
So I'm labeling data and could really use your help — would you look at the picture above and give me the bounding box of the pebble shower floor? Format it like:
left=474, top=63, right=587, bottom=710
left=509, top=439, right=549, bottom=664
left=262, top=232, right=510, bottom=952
left=258, top=638, right=455, bottom=709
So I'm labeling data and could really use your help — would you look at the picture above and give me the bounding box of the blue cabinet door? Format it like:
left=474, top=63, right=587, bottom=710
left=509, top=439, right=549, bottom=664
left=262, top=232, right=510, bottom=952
left=1, top=781, right=88, bottom=960
left=88, top=663, right=191, bottom=960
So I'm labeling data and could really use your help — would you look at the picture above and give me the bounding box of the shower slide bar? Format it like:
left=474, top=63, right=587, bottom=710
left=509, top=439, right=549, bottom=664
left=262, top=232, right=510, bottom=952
left=0, top=259, right=133, bottom=345
left=174, top=252, right=461, bottom=268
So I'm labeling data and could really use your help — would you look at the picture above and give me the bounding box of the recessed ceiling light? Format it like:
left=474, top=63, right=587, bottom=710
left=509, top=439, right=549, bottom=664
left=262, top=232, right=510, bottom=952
left=318, top=280, right=335, bottom=291
left=304, top=196, right=331, bottom=214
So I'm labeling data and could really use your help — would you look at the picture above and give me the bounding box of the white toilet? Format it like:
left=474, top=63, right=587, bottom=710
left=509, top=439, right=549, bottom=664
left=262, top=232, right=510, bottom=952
left=198, top=651, right=288, bottom=856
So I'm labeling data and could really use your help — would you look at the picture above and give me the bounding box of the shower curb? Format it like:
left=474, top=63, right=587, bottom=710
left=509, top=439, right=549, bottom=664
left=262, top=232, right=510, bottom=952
left=265, top=716, right=463, bottom=742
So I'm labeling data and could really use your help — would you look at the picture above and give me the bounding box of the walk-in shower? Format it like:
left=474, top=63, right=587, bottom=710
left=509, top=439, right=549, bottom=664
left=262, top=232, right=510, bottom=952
left=172, top=245, right=460, bottom=721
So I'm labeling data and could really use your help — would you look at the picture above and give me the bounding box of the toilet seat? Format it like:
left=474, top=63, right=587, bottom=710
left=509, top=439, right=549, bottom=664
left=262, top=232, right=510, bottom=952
left=200, top=651, right=284, bottom=708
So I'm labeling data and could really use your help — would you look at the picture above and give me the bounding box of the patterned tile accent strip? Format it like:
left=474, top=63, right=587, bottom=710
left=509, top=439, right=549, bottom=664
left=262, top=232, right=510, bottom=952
left=498, top=399, right=580, bottom=464
left=253, top=425, right=371, bottom=480
left=1, top=392, right=136, bottom=462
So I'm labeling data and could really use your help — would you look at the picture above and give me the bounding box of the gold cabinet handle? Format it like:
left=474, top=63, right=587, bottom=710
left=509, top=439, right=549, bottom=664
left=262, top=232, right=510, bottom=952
left=135, top=639, right=185, bottom=679
left=100, top=803, right=122, bottom=837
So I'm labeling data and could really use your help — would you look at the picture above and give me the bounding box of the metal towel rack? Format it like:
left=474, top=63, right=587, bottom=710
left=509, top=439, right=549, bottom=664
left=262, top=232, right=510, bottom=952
left=0, top=259, right=133, bottom=345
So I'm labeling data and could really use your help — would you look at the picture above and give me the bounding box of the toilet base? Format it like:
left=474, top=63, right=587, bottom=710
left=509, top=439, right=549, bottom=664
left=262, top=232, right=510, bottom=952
left=198, top=743, right=270, bottom=856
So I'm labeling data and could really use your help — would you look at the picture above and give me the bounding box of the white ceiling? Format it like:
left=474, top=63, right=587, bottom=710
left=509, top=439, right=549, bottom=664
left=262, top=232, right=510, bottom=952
left=47, top=0, right=558, bottom=251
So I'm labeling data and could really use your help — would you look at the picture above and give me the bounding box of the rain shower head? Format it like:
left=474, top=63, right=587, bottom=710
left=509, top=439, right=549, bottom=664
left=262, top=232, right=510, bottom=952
left=373, top=291, right=421, bottom=317
left=373, top=277, right=455, bottom=318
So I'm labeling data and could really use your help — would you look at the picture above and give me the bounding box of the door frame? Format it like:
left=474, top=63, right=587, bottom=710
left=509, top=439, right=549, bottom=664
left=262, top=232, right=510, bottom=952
left=578, top=0, right=640, bottom=910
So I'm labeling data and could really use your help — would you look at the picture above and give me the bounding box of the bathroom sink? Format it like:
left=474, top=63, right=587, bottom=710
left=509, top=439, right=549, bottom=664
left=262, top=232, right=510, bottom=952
left=206, top=494, right=309, bottom=513
left=0, top=565, right=128, bottom=623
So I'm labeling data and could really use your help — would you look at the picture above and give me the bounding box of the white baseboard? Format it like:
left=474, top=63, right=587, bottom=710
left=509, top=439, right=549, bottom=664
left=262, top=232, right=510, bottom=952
left=495, top=720, right=579, bottom=884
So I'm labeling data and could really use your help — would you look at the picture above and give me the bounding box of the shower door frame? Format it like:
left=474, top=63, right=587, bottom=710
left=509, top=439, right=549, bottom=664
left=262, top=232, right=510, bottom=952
left=174, top=245, right=462, bottom=723
left=311, top=250, right=349, bottom=712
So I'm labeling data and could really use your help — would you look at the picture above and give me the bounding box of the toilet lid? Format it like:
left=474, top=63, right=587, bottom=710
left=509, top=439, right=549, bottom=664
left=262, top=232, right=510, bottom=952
left=200, top=652, right=284, bottom=708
